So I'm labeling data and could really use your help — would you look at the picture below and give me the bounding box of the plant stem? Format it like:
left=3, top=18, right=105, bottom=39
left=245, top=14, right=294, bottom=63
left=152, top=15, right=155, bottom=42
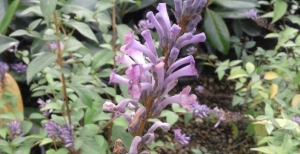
left=52, top=11, right=72, bottom=126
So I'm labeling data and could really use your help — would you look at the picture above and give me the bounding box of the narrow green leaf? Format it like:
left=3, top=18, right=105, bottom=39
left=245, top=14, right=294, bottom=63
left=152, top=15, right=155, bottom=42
left=91, top=49, right=114, bottom=70
left=272, top=0, right=287, bottom=23
left=203, top=9, right=230, bottom=54
left=28, top=19, right=42, bottom=31
left=0, top=0, right=20, bottom=34
left=27, top=52, right=57, bottom=84
left=40, top=0, right=57, bottom=24
left=67, top=83, right=93, bottom=108
left=0, top=34, right=19, bottom=53
left=65, top=20, right=98, bottom=43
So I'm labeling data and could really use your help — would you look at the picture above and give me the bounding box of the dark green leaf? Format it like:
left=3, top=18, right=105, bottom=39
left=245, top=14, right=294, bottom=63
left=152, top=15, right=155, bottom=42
left=91, top=49, right=114, bottom=70
left=27, top=52, right=57, bottom=84
left=67, top=83, right=93, bottom=108
left=81, top=137, right=106, bottom=154
left=0, top=0, right=20, bottom=34
left=65, top=20, right=98, bottom=43
left=0, top=34, right=19, bottom=53
left=203, top=9, right=230, bottom=54
left=215, top=0, right=256, bottom=9
left=40, top=0, right=57, bottom=24
left=272, top=0, right=287, bottom=23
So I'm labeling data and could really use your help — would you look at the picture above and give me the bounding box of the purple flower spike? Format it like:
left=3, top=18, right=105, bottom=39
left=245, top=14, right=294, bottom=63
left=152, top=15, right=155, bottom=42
left=174, top=128, right=190, bottom=145
left=11, top=62, right=27, bottom=73
left=44, top=120, right=61, bottom=138
left=292, top=116, right=300, bottom=126
left=50, top=41, right=64, bottom=50
left=246, top=9, right=258, bottom=20
left=109, top=69, right=129, bottom=85
left=6, top=120, right=22, bottom=137
left=129, top=136, right=142, bottom=153
left=37, top=98, right=53, bottom=116
left=59, top=124, right=75, bottom=149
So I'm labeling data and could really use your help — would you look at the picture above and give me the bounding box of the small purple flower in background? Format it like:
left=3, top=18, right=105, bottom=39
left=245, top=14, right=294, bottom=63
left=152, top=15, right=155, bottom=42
left=50, top=41, right=64, bottom=50
left=59, top=124, right=75, bottom=150
left=44, top=120, right=75, bottom=150
left=37, top=98, right=53, bottom=116
left=44, top=120, right=62, bottom=138
left=6, top=120, right=22, bottom=137
left=292, top=116, right=300, bottom=126
left=138, top=19, right=154, bottom=31
left=173, top=128, right=190, bottom=145
left=195, top=85, right=204, bottom=93
left=187, top=46, right=198, bottom=55
left=11, top=62, right=27, bottom=73
left=190, top=101, right=225, bottom=128
left=246, top=9, right=258, bottom=20
left=7, top=43, right=19, bottom=53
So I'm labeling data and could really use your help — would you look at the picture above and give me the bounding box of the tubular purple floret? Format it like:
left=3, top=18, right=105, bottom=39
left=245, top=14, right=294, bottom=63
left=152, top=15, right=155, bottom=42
left=153, top=61, right=165, bottom=93
left=120, top=113, right=133, bottom=125
left=146, top=11, right=164, bottom=39
left=152, top=94, right=180, bottom=116
left=156, top=13, right=170, bottom=38
left=125, top=38, right=157, bottom=63
left=175, top=32, right=193, bottom=48
left=166, top=55, right=194, bottom=75
left=167, top=47, right=180, bottom=66
left=174, top=0, right=183, bottom=21
left=157, top=3, right=171, bottom=30
left=182, top=0, right=193, bottom=16
left=163, top=62, right=198, bottom=87
left=120, top=46, right=146, bottom=64
left=160, top=79, right=178, bottom=97
left=109, top=70, right=130, bottom=85
left=196, top=0, right=207, bottom=13
left=179, top=32, right=206, bottom=49
left=142, top=133, right=155, bottom=145
left=115, top=53, right=135, bottom=67
left=128, top=136, right=142, bottom=153
left=186, top=15, right=202, bottom=32
left=141, top=30, right=158, bottom=57
left=115, top=99, right=139, bottom=113
left=147, top=121, right=171, bottom=133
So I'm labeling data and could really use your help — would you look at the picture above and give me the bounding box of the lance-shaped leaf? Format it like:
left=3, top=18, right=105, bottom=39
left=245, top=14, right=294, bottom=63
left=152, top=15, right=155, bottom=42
left=65, top=20, right=99, bottom=43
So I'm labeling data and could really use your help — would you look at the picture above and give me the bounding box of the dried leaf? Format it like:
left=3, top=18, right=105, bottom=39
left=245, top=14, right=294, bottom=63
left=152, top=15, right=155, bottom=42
left=270, top=83, right=278, bottom=99
left=264, top=71, right=278, bottom=80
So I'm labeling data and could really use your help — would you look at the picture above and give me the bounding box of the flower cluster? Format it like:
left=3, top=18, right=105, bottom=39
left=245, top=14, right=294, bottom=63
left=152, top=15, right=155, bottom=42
left=37, top=98, right=53, bottom=116
left=50, top=41, right=64, bottom=50
left=6, top=120, right=22, bottom=137
left=246, top=9, right=258, bottom=20
left=292, top=115, right=300, bottom=126
left=174, top=128, right=190, bottom=145
left=11, top=62, right=27, bottom=74
left=44, top=120, right=75, bottom=150
left=104, top=0, right=207, bottom=152
left=190, top=102, right=225, bottom=128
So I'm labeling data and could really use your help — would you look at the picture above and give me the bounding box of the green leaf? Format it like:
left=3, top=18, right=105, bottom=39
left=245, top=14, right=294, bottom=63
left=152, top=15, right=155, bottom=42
left=91, top=49, right=114, bottom=70
left=251, top=146, right=276, bottom=154
left=65, top=20, right=98, bottom=43
left=245, top=62, right=255, bottom=74
left=27, top=52, right=57, bottom=84
left=81, top=137, right=106, bottom=154
left=28, top=19, right=42, bottom=31
left=67, top=83, right=93, bottom=108
left=112, top=126, right=133, bottom=149
left=287, top=15, right=300, bottom=27
left=21, top=121, right=33, bottom=135
left=74, top=138, right=83, bottom=151
left=40, top=0, right=57, bottom=24
left=103, top=87, right=116, bottom=96
left=166, top=112, right=179, bottom=126
left=228, top=67, right=248, bottom=80
left=40, top=138, right=53, bottom=146
left=215, top=0, right=256, bottom=9
left=11, top=137, right=28, bottom=146
left=0, top=34, right=19, bottom=53
left=0, top=0, right=20, bottom=34
left=272, top=0, right=287, bottom=23
left=203, top=9, right=230, bottom=54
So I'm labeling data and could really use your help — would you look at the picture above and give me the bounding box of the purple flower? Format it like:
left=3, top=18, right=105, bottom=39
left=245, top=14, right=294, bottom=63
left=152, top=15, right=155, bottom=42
left=138, top=19, right=154, bottom=31
left=44, top=120, right=62, bottom=138
left=37, top=98, right=53, bottom=116
left=59, top=124, right=75, bottom=149
left=50, top=41, right=64, bottom=50
left=174, top=128, right=190, bottom=145
left=11, top=62, right=27, bottom=73
left=292, top=116, right=300, bottom=126
left=246, top=9, right=258, bottom=20
left=187, top=46, right=198, bottom=55
left=6, top=120, right=22, bottom=137
left=195, top=85, right=204, bottom=93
